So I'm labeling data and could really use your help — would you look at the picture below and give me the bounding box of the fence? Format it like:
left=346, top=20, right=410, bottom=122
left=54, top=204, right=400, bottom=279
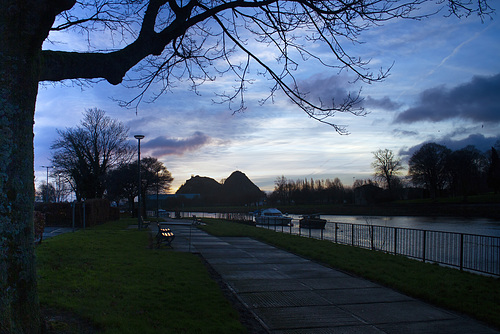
left=173, top=211, right=500, bottom=276
left=257, top=220, right=500, bottom=276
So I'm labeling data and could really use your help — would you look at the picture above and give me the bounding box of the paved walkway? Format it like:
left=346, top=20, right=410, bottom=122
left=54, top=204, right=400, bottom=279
left=152, top=221, right=498, bottom=334
left=42, top=226, right=77, bottom=240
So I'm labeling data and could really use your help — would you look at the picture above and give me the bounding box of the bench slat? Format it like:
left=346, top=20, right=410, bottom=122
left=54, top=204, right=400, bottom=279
left=156, top=224, right=175, bottom=248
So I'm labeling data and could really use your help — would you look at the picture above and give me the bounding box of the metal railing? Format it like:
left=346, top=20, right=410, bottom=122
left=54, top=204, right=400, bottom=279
left=259, top=220, right=500, bottom=276
left=173, top=211, right=499, bottom=276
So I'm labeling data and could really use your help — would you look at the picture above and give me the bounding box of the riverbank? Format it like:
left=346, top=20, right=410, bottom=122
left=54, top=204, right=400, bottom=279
left=172, top=201, right=500, bottom=220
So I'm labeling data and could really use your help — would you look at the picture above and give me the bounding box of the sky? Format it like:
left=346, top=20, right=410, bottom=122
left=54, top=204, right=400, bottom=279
left=34, top=2, right=500, bottom=194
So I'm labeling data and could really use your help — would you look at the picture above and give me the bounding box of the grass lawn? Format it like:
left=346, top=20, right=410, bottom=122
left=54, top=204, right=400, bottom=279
left=36, top=218, right=245, bottom=334
left=198, top=218, right=500, bottom=330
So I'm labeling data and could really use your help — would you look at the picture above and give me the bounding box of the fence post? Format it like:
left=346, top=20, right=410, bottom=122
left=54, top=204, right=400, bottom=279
left=394, top=228, right=397, bottom=255
left=460, top=233, right=464, bottom=271
left=351, top=224, right=355, bottom=246
left=335, top=223, right=338, bottom=243
left=370, top=225, right=374, bottom=250
left=422, top=230, right=426, bottom=263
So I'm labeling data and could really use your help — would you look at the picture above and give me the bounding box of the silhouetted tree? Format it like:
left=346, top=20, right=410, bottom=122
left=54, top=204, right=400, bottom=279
left=51, top=109, right=134, bottom=201
left=371, top=149, right=403, bottom=194
left=107, top=157, right=173, bottom=215
left=140, top=157, right=174, bottom=214
left=35, top=183, right=56, bottom=203
left=1, top=0, right=491, bottom=331
left=447, top=146, right=487, bottom=198
left=487, top=147, right=500, bottom=193
left=106, top=163, right=138, bottom=213
left=408, top=143, right=452, bottom=199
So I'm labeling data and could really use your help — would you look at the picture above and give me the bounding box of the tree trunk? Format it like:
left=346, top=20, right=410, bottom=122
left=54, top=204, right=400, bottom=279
left=0, top=1, right=53, bottom=331
left=0, top=57, right=41, bottom=332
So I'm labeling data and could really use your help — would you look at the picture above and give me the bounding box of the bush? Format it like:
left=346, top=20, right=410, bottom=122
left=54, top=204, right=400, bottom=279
left=35, top=199, right=117, bottom=227
left=34, top=211, right=45, bottom=244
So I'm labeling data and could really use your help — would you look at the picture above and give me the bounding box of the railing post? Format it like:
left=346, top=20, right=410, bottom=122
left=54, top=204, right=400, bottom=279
left=335, top=223, right=338, bottom=243
left=351, top=224, right=355, bottom=246
left=422, top=230, right=426, bottom=263
left=370, top=225, right=374, bottom=250
left=460, top=233, right=464, bottom=271
left=394, top=228, right=398, bottom=255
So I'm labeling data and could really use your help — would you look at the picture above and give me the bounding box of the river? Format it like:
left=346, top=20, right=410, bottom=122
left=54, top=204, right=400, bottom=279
left=286, top=215, right=500, bottom=237
left=177, top=211, right=500, bottom=237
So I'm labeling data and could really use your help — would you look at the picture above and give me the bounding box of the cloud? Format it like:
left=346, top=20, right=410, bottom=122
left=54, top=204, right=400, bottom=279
left=393, top=128, right=419, bottom=137
left=399, top=133, right=500, bottom=159
left=395, top=73, right=500, bottom=124
left=142, top=132, right=211, bottom=156
left=363, top=96, right=402, bottom=111
left=295, top=74, right=359, bottom=107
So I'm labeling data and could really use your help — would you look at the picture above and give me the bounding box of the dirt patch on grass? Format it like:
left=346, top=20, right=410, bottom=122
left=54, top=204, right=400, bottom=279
left=42, top=307, right=99, bottom=334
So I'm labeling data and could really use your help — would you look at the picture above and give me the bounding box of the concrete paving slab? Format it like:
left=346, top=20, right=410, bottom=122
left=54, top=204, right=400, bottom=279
left=277, top=264, right=348, bottom=279
left=320, top=287, right=413, bottom=305
left=271, top=325, right=385, bottom=334
left=252, top=252, right=312, bottom=264
left=228, top=279, right=310, bottom=293
left=206, top=257, right=264, bottom=265
left=341, top=300, right=457, bottom=324
left=220, top=269, right=290, bottom=280
left=253, top=305, right=362, bottom=330
left=197, top=249, right=253, bottom=258
left=210, top=263, right=279, bottom=274
left=239, top=290, right=331, bottom=308
left=299, top=277, right=379, bottom=290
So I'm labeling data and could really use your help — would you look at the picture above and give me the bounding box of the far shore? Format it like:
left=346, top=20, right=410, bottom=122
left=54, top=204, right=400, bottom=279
left=171, top=201, right=500, bottom=220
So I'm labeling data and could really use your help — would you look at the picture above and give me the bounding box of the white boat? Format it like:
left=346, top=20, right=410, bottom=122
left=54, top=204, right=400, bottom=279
left=254, top=208, right=293, bottom=226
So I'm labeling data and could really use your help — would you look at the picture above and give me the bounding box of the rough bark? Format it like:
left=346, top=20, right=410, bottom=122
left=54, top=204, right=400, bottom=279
left=0, top=1, right=64, bottom=332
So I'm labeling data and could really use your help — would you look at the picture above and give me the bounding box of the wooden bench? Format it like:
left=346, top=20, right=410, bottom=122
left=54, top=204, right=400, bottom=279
left=156, top=224, right=175, bottom=248
left=142, top=220, right=151, bottom=229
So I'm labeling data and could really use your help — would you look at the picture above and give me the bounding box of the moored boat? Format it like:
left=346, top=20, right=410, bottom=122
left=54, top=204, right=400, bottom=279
left=254, top=208, right=293, bottom=226
left=299, top=214, right=327, bottom=229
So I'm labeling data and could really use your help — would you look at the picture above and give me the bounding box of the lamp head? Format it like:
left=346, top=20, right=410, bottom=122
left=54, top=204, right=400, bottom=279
left=134, top=135, right=145, bottom=140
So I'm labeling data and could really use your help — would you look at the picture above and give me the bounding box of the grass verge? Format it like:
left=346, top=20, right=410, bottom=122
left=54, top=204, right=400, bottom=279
left=198, top=218, right=500, bottom=330
left=36, top=218, right=245, bottom=334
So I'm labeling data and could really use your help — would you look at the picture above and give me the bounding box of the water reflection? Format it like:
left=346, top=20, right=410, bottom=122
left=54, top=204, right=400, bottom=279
left=288, top=215, right=500, bottom=237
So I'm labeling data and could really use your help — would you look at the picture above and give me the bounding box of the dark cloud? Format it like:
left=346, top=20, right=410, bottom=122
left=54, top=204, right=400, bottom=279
left=296, top=74, right=402, bottom=112
left=399, top=133, right=500, bottom=159
left=393, top=128, right=419, bottom=137
left=296, top=74, right=358, bottom=106
left=142, top=131, right=211, bottom=156
left=395, top=73, right=500, bottom=124
left=363, top=96, right=402, bottom=111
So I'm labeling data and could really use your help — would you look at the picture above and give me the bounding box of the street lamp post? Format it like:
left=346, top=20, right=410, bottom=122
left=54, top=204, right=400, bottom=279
left=156, top=170, right=159, bottom=219
left=134, top=135, right=145, bottom=229
left=41, top=165, right=52, bottom=203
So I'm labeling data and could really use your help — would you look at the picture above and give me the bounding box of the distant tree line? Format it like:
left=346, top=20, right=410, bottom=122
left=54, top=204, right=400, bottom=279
left=270, top=142, right=500, bottom=205
left=269, top=176, right=353, bottom=205
left=42, top=109, right=173, bottom=216
left=408, top=142, right=500, bottom=200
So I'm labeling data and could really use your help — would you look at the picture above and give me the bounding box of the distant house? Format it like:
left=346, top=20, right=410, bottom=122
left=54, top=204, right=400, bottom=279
left=145, top=193, right=200, bottom=211
left=354, top=184, right=383, bottom=205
